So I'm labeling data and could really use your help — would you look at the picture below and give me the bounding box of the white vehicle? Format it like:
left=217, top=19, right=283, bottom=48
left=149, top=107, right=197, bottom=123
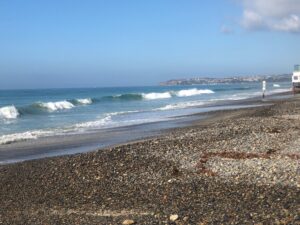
left=292, top=65, right=300, bottom=92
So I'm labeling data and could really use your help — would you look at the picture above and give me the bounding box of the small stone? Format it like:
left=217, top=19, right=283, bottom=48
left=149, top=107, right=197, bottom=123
left=170, top=214, right=179, bottom=221
left=168, top=178, right=176, bottom=183
left=183, top=216, right=189, bottom=221
left=122, top=219, right=135, bottom=225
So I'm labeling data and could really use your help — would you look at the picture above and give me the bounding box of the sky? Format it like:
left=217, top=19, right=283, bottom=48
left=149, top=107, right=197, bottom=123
left=0, top=0, right=300, bottom=89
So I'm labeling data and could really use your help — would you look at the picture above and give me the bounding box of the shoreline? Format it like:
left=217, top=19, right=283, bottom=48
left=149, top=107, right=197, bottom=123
left=0, top=92, right=290, bottom=164
left=0, top=92, right=299, bottom=224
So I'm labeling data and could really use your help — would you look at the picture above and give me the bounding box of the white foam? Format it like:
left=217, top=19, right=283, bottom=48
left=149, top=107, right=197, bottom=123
left=73, top=115, right=112, bottom=129
left=0, top=106, right=19, bottom=119
left=273, top=84, right=280, bottom=87
left=106, top=110, right=140, bottom=116
left=76, top=98, right=92, bottom=105
left=39, top=101, right=75, bottom=111
left=0, top=115, right=113, bottom=145
left=0, top=130, right=55, bottom=145
left=158, top=101, right=205, bottom=111
left=0, top=132, right=37, bottom=145
left=142, top=92, right=172, bottom=100
left=176, top=88, right=214, bottom=97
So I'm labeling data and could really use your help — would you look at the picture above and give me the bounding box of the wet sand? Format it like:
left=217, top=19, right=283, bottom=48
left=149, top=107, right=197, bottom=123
left=0, top=94, right=299, bottom=224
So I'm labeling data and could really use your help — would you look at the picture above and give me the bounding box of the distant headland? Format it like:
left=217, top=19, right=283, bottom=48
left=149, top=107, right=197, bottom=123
left=159, top=74, right=291, bottom=86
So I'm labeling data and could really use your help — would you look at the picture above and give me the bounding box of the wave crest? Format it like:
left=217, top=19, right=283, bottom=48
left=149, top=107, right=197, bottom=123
left=142, top=92, right=172, bottom=100
left=102, top=94, right=143, bottom=101
left=0, top=88, right=215, bottom=119
left=176, top=88, right=214, bottom=97
left=0, top=106, right=19, bottom=119
left=36, top=101, right=75, bottom=112
left=75, top=98, right=92, bottom=105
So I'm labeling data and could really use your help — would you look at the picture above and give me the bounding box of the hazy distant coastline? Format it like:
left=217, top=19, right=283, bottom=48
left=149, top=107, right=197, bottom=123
left=160, top=74, right=291, bottom=86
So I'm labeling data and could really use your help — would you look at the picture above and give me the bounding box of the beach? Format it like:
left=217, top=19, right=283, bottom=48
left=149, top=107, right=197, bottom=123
left=0, top=94, right=299, bottom=224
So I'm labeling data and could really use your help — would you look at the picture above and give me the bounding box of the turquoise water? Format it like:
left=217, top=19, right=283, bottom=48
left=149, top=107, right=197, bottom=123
left=0, top=82, right=291, bottom=145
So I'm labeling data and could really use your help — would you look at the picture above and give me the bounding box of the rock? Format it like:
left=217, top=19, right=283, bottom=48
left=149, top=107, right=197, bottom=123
left=170, top=214, right=179, bottom=221
left=122, top=219, right=135, bottom=225
left=183, top=216, right=189, bottom=221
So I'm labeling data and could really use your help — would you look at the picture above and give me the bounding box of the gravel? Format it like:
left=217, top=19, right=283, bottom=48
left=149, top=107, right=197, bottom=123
left=0, top=96, right=299, bottom=224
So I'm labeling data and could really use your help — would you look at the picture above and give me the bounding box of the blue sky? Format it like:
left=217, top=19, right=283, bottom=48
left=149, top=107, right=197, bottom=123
left=0, top=0, right=300, bottom=89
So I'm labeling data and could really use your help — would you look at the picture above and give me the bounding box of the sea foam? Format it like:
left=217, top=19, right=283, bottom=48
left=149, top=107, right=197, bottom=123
left=142, top=92, right=172, bottom=100
left=176, top=88, right=214, bottom=97
left=0, top=106, right=19, bottom=119
left=75, top=98, right=92, bottom=105
left=158, top=101, right=205, bottom=111
left=38, top=101, right=75, bottom=111
left=74, top=115, right=113, bottom=129
left=106, top=110, right=140, bottom=116
left=0, top=132, right=37, bottom=145
left=0, top=130, right=56, bottom=145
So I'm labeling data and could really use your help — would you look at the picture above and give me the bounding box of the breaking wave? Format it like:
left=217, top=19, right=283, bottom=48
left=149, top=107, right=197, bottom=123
left=73, top=98, right=93, bottom=105
left=0, top=88, right=216, bottom=120
left=102, top=92, right=170, bottom=101
left=142, top=92, right=172, bottom=100
left=0, top=106, right=19, bottom=119
left=104, top=88, right=214, bottom=101
left=102, top=93, right=143, bottom=101
left=35, top=101, right=75, bottom=112
left=101, top=88, right=214, bottom=101
left=176, top=88, right=214, bottom=97
left=17, top=98, right=93, bottom=116
left=25, top=98, right=92, bottom=113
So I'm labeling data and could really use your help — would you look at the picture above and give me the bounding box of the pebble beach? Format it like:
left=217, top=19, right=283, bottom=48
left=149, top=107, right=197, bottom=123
left=0, top=95, right=299, bottom=224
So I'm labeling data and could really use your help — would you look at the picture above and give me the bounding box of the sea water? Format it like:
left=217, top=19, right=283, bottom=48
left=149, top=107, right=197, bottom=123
left=0, top=82, right=291, bottom=145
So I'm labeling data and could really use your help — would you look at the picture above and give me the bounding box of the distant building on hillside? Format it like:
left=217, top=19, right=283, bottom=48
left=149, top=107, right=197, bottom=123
left=292, top=65, right=300, bottom=92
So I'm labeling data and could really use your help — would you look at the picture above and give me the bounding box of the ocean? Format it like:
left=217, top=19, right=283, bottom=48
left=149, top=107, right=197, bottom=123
left=0, top=82, right=291, bottom=146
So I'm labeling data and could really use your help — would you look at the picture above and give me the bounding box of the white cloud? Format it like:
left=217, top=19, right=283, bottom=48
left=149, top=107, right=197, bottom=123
left=239, top=0, right=300, bottom=33
left=272, top=15, right=300, bottom=32
left=241, top=10, right=265, bottom=30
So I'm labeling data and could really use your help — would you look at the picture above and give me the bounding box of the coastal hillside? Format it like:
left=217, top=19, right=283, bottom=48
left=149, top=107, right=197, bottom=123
left=160, top=74, right=291, bottom=86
